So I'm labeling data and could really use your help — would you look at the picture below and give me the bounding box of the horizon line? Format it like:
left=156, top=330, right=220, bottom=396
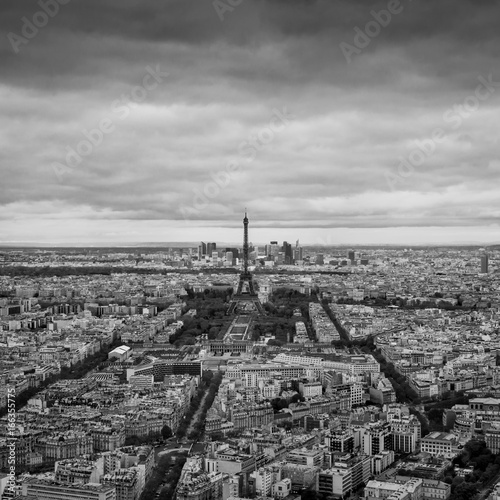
left=0, top=241, right=499, bottom=248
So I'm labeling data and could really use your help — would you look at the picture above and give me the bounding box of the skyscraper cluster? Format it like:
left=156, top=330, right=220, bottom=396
left=198, top=238, right=304, bottom=266
left=198, top=242, right=240, bottom=265
left=264, top=240, right=303, bottom=265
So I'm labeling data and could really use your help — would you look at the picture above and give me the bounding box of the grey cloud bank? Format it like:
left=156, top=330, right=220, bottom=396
left=0, top=0, right=499, bottom=244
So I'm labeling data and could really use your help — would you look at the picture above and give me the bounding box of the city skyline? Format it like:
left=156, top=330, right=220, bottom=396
left=0, top=225, right=499, bottom=247
left=1, top=1, right=499, bottom=245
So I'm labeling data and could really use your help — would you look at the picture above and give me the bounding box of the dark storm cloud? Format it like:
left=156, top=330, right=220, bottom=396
left=0, top=0, right=499, bottom=243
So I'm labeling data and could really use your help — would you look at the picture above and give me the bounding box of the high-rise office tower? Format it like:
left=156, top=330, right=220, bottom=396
left=347, top=250, right=355, bottom=262
left=199, top=241, right=207, bottom=258
left=481, top=253, right=489, bottom=274
left=225, top=247, right=239, bottom=260
left=294, top=247, right=303, bottom=261
left=267, top=241, right=279, bottom=258
left=282, top=241, right=293, bottom=264
left=294, top=240, right=303, bottom=262
left=207, top=242, right=217, bottom=255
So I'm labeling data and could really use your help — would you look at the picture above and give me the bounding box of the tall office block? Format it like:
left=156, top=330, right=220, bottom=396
left=207, top=242, right=217, bottom=255
left=481, top=253, right=489, bottom=274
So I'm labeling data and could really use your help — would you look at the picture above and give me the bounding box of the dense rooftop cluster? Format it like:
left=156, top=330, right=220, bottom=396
left=0, top=245, right=499, bottom=500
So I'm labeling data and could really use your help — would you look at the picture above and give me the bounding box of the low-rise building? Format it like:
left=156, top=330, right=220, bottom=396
left=420, top=432, right=458, bottom=459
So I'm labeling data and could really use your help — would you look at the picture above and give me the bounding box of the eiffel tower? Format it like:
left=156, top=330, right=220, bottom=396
left=227, top=211, right=264, bottom=315
left=236, top=210, right=256, bottom=296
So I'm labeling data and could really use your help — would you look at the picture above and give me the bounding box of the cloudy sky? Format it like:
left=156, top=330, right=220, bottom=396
left=1, top=0, right=499, bottom=245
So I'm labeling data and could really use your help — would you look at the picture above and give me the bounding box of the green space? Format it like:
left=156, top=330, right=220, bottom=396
left=424, top=393, right=470, bottom=432
left=253, top=288, right=317, bottom=343
left=445, top=440, right=500, bottom=500
left=0, top=266, right=349, bottom=279
left=176, top=370, right=223, bottom=441
left=335, top=293, right=471, bottom=310
left=266, top=288, right=318, bottom=318
left=124, top=425, right=172, bottom=447
left=139, top=451, right=187, bottom=500
left=169, top=288, right=233, bottom=346
left=0, top=266, right=164, bottom=277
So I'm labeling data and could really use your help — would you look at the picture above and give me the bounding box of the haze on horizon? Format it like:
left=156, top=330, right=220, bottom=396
left=1, top=0, right=499, bottom=246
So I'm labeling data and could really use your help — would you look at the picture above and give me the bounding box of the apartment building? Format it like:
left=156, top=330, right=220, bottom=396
left=389, top=415, right=421, bottom=454
left=21, top=479, right=117, bottom=500
left=365, top=477, right=451, bottom=500
left=360, top=422, right=392, bottom=456
left=318, top=454, right=371, bottom=498
left=35, top=432, right=93, bottom=462
left=420, top=432, right=458, bottom=459
left=102, top=468, right=141, bottom=500
left=326, top=430, right=355, bottom=454
left=286, top=448, right=324, bottom=468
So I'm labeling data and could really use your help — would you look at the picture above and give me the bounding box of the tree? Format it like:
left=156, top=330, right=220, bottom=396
left=276, top=420, right=292, bottom=431
left=161, top=425, right=172, bottom=439
left=270, top=398, right=289, bottom=413
left=301, top=491, right=323, bottom=500
left=125, top=435, right=141, bottom=446
left=208, top=326, right=219, bottom=339
left=291, top=393, right=305, bottom=404
left=464, top=439, right=488, bottom=458
left=452, top=482, right=477, bottom=500
left=427, top=408, right=444, bottom=426
left=202, top=370, right=214, bottom=384
left=267, top=339, right=284, bottom=347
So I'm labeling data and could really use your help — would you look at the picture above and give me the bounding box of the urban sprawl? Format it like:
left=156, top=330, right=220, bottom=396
left=0, top=216, right=499, bottom=500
